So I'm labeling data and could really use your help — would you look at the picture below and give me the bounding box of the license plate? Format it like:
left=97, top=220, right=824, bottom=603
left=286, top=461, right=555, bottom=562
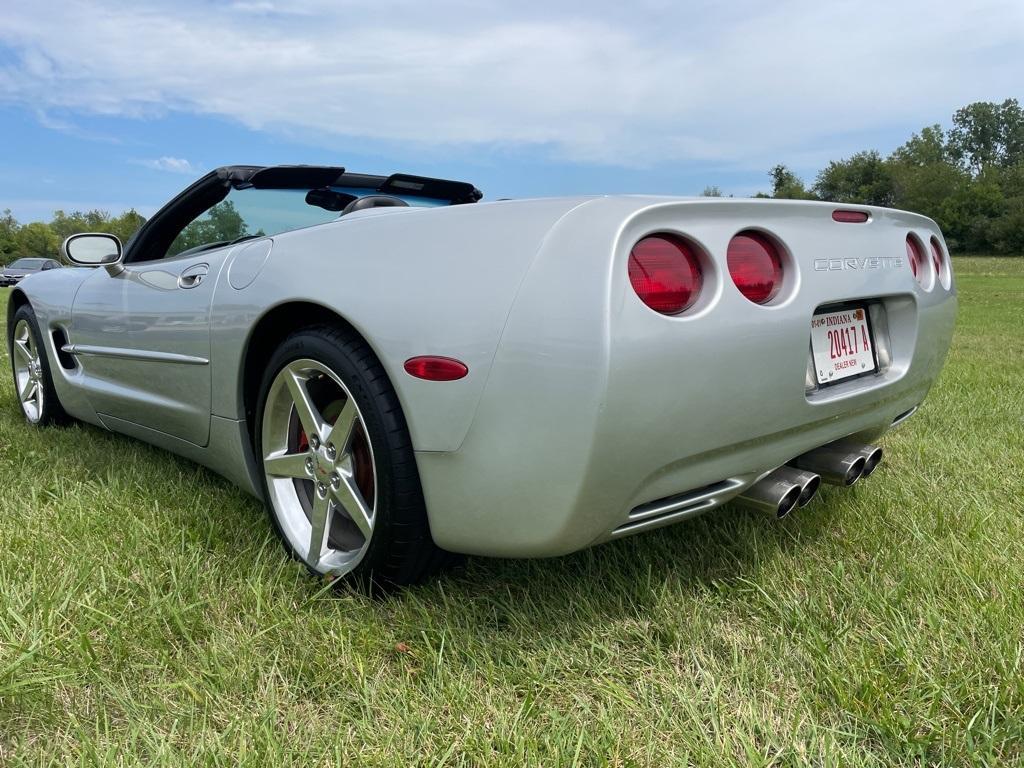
left=810, top=306, right=877, bottom=385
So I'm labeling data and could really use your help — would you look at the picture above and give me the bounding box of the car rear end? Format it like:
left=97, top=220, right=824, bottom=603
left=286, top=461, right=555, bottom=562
left=417, top=196, right=956, bottom=558
left=593, top=198, right=954, bottom=538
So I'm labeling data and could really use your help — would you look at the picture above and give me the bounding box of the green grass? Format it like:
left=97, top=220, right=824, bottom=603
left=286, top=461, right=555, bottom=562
left=1, top=258, right=1022, bottom=766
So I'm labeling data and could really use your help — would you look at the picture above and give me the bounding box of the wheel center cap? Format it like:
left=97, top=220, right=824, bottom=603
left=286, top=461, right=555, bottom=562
left=314, top=451, right=332, bottom=477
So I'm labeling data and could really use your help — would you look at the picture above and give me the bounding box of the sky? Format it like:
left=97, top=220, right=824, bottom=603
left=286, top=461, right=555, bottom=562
left=1, top=0, right=1022, bottom=221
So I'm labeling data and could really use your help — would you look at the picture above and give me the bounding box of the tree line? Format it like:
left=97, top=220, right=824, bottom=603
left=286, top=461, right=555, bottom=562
left=750, top=99, right=1024, bottom=254
left=1, top=208, right=147, bottom=262
left=0, top=202, right=251, bottom=263
left=2, top=99, right=1021, bottom=261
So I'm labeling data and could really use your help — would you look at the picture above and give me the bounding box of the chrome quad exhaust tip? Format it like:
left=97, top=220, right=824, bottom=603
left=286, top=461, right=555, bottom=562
left=736, top=468, right=816, bottom=519
left=737, top=440, right=881, bottom=518
left=775, top=467, right=822, bottom=508
left=790, top=441, right=882, bottom=486
left=834, top=442, right=883, bottom=477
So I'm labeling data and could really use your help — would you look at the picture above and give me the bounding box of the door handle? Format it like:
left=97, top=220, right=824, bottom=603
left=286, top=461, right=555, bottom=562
left=178, top=264, right=209, bottom=289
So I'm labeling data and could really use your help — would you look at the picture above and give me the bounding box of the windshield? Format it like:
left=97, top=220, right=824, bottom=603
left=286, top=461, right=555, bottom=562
left=8, top=258, right=45, bottom=269
left=168, top=186, right=446, bottom=257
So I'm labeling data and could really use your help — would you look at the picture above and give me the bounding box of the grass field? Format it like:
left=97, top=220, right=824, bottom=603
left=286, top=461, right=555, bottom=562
left=1, top=258, right=1022, bottom=766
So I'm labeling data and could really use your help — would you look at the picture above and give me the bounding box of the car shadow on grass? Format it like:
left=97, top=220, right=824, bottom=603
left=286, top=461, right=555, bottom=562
left=6, top=403, right=839, bottom=633
left=416, top=496, right=839, bottom=630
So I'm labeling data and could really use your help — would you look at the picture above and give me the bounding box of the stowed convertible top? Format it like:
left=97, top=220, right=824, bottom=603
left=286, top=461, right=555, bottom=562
left=215, top=165, right=483, bottom=205
left=123, top=164, right=483, bottom=262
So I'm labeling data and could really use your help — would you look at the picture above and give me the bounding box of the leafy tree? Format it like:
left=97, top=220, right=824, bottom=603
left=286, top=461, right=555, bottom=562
left=948, top=98, right=1024, bottom=172
left=888, top=161, right=968, bottom=240
left=755, top=100, right=1024, bottom=252
left=975, top=164, right=1024, bottom=254
left=812, top=151, right=896, bottom=207
left=49, top=210, right=111, bottom=243
left=987, top=194, right=1024, bottom=253
left=768, top=165, right=816, bottom=200
left=110, top=209, right=147, bottom=243
left=935, top=174, right=1005, bottom=253
left=15, top=222, right=61, bottom=259
left=888, top=125, right=971, bottom=241
left=48, top=208, right=147, bottom=249
left=948, top=102, right=1002, bottom=172
left=1, top=209, right=19, bottom=260
left=168, top=200, right=249, bottom=256
left=891, top=125, right=949, bottom=167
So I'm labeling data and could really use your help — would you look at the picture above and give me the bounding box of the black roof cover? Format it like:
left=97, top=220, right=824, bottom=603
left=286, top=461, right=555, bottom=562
left=218, top=165, right=482, bottom=204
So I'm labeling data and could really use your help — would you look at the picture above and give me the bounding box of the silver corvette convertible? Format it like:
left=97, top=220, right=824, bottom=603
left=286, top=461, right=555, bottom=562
left=6, top=165, right=956, bottom=586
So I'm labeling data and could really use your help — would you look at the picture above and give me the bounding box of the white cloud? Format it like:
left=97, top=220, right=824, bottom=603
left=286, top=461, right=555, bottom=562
left=136, top=156, right=200, bottom=174
left=0, top=0, right=1022, bottom=168
left=33, top=109, right=124, bottom=143
left=228, top=1, right=282, bottom=14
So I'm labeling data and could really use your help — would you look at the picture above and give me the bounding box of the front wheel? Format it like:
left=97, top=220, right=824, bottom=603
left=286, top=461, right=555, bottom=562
left=255, top=325, right=446, bottom=588
left=8, top=304, right=68, bottom=426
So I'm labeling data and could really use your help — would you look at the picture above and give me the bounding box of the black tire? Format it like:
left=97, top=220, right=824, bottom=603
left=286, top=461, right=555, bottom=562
left=254, top=324, right=447, bottom=589
left=8, top=303, right=69, bottom=427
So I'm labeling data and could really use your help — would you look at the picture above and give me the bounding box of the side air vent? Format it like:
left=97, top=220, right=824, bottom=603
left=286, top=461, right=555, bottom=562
left=51, top=328, right=76, bottom=370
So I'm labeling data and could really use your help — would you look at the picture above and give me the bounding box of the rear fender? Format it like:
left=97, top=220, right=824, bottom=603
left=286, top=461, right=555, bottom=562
left=210, top=197, right=593, bottom=452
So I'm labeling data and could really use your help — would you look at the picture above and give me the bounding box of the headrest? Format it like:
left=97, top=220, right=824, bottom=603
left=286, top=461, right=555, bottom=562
left=340, top=195, right=410, bottom=216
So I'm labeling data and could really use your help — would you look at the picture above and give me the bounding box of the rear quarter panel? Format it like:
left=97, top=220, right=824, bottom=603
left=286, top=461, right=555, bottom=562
left=209, top=197, right=593, bottom=452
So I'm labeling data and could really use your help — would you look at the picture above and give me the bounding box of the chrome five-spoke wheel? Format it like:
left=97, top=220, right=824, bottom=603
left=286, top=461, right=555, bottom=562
left=261, top=358, right=377, bottom=575
left=256, top=325, right=445, bottom=588
left=12, top=318, right=45, bottom=423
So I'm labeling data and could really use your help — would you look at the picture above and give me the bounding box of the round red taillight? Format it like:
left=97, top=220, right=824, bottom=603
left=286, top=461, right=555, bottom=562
left=929, top=237, right=944, bottom=281
left=727, top=231, right=783, bottom=304
left=906, top=235, right=926, bottom=283
left=404, top=356, right=468, bottom=381
left=628, top=234, right=702, bottom=315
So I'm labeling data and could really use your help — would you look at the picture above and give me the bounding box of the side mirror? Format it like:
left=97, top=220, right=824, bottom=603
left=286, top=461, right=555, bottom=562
left=62, top=233, right=124, bottom=274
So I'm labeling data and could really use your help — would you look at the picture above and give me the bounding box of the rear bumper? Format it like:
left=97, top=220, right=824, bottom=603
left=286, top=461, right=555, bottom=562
left=584, top=293, right=956, bottom=549
left=416, top=198, right=958, bottom=557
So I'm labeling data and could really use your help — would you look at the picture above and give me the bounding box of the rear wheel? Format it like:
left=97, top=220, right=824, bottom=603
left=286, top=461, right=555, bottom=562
left=8, top=304, right=68, bottom=426
left=255, top=325, right=445, bottom=588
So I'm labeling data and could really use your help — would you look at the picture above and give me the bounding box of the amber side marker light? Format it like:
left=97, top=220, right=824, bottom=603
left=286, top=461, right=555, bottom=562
left=832, top=210, right=869, bottom=223
left=404, top=356, right=469, bottom=381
